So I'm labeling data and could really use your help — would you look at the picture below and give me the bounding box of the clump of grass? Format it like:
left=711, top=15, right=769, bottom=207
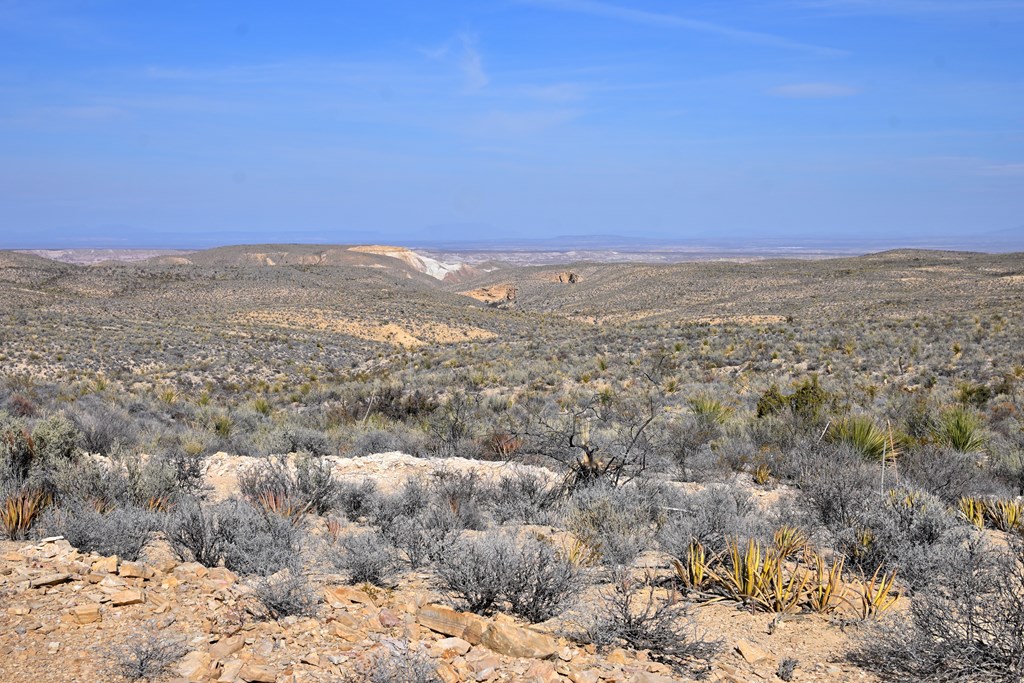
left=687, top=395, right=732, bottom=424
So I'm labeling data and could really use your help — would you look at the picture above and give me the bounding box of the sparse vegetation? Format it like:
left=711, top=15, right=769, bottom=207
left=1, top=247, right=1023, bottom=681
left=104, top=628, right=188, bottom=682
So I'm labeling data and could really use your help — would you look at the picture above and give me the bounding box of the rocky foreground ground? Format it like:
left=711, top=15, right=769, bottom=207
left=0, top=453, right=880, bottom=683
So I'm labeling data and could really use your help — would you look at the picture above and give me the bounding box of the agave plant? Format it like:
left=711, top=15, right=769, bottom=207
left=806, top=553, right=848, bottom=615
left=257, top=491, right=310, bottom=524
left=984, top=498, right=1024, bottom=533
left=859, top=566, right=900, bottom=619
left=710, top=538, right=780, bottom=606
left=772, top=526, right=808, bottom=560
left=672, top=540, right=710, bottom=590
left=757, top=563, right=810, bottom=614
left=958, top=496, right=986, bottom=529
left=1, top=489, right=51, bottom=541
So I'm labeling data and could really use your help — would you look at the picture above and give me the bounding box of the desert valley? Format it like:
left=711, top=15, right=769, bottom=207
left=1, top=244, right=1023, bottom=682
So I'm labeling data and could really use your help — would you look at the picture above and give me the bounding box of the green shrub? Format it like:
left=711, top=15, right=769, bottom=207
left=756, top=377, right=829, bottom=424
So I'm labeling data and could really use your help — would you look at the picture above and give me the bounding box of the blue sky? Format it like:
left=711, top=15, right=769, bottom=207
left=1, top=0, right=1022, bottom=248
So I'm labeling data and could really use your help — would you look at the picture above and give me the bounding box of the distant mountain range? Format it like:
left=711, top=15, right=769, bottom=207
left=407, top=229, right=1024, bottom=253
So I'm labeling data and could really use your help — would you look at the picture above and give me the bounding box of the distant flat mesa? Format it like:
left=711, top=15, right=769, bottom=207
left=137, top=244, right=477, bottom=282
left=16, top=249, right=188, bottom=265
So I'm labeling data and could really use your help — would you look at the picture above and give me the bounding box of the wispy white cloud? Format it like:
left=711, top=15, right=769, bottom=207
left=769, top=82, right=860, bottom=98
left=417, top=33, right=489, bottom=91
left=457, top=33, right=489, bottom=91
left=792, top=0, right=1024, bottom=14
left=519, top=0, right=847, bottom=56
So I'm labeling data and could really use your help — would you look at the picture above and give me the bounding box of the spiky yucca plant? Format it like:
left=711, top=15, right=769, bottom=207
left=145, top=496, right=171, bottom=513
left=562, top=536, right=601, bottom=568
left=325, top=516, right=344, bottom=542
left=753, top=462, right=772, bottom=486
left=935, top=407, right=988, bottom=453
left=772, top=526, right=808, bottom=559
left=711, top=538, right=780, bottom=605
left=257, top=491, right=310, bottom=524
left=757, top=563, right=810, bottom=614
left=828, top=416, right=898, bottom=461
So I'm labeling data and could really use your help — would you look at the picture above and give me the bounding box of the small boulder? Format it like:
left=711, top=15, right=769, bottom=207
left=433, top=637, right=472, bottom=656
left=217, top=659, right=245, bottom=682
left=210, top=635, right=245, bottom=660
left=480, top=622, right=558, bottom=659
left=736, top=639, right=772, bottom=665
left=239, top=663, right=277, bottom=683
left=70, top=604, right=101, bottom=625
left=417, top=604, right=488, bottom=644
left=111, top=589, right=145, bottom=606
left=324, top=585, right=376, bottom=609
left=30, top=573, right=72, bottom=588
left=92, top=555, right=119, bottom=574
left=377, top=607, right=402, bottom=628
left=119, top=561, right=156, bottom=579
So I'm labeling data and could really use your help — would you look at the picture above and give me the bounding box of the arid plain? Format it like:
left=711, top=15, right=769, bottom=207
left=2, top=245, right=1023, bottom=683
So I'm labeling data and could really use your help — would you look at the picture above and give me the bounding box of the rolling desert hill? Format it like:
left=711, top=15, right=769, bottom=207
left=4, top=244, right=1020, bottom=396
left=450, top=249, right=1024, bottom=324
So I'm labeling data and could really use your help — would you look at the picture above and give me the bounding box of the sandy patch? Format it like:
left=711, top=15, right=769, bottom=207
left=202, top=451, right=558, bottom=501
left=237, top=310, right=495, bottom=347
left=691, top=315, right=788, bottom=325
